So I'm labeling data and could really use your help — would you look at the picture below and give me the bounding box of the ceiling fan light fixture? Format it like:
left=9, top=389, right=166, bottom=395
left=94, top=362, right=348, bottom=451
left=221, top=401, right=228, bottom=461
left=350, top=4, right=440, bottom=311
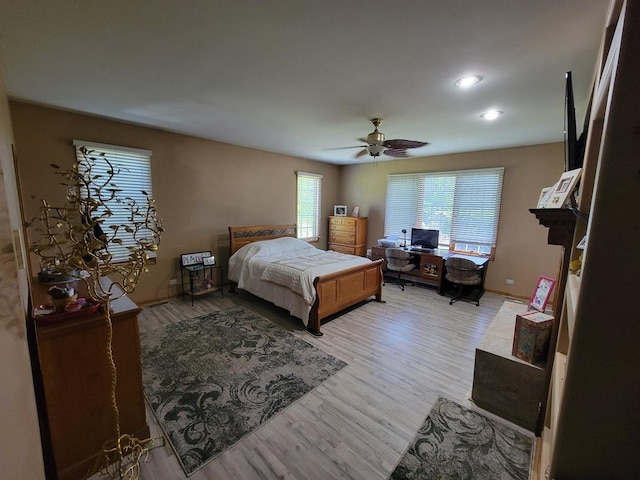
left=367, top=145, right=386, bottom=157
left=455, top=75, right=483, bottom=88
left=480, top=109, right=503, bottom=120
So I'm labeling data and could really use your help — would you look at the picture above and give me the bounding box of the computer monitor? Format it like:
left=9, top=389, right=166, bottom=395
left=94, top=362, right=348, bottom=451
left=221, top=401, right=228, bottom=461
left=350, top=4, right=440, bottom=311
left=410, top=228, right=439, bottom=250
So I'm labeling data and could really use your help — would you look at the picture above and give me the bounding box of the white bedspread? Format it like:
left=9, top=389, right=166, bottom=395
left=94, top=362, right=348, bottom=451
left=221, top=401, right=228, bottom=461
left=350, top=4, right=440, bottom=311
left=260, top=250, right=364, bottom=305
left=228, top=237, right=372, bottom=321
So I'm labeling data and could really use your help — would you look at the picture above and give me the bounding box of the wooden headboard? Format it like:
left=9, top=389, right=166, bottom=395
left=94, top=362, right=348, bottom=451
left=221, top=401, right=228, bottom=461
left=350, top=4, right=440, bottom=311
left=228, top=224, right=297, bottom=255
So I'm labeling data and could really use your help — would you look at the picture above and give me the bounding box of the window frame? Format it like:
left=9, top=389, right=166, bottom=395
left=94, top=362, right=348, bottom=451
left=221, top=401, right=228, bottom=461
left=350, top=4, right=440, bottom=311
left=73, top=140, right=157, bottom=264
left=296, top=171, right=322, bottom=242
left=385, top=167, right=504, bottom=259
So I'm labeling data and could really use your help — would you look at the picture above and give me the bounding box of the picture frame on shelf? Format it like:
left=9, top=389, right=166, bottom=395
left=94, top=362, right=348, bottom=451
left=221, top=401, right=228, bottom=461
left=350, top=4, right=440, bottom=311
left=576, top=235, right=587, bottom=249
left=528, top=276, right=556, bottom=312
left=334, top=205, right=347, bottom=217
left=352, top=206, right=360, bottom=217
left=545, top=168, right=582, bottom=208
left=536, top=185, right=554, bottom=208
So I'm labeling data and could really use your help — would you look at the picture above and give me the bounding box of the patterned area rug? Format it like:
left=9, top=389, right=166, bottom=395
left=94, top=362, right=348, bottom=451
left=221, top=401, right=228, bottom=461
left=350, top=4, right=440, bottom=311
left=389, top=397, right=534, bottom=480
left=140, top=306, right=347, bottom=476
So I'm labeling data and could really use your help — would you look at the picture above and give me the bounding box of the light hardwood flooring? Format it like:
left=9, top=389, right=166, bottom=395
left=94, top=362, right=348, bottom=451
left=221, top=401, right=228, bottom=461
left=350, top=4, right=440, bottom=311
left=130, top=283, right=529, bottom=479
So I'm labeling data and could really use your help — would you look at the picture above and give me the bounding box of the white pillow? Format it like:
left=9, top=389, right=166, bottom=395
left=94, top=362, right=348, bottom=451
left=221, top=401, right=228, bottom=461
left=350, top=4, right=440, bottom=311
left=253, top=237, right=315, bottom=256
left=232, top=237, right=314, bottom=262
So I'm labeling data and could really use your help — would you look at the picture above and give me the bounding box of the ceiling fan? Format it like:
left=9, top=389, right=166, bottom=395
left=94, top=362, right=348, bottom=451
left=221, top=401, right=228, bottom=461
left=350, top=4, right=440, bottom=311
left=339, top=118, right=429, bottom=159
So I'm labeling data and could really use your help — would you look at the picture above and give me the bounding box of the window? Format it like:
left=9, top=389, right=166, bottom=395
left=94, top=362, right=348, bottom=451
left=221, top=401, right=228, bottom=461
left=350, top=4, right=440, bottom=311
left=385, top=167, right=504, bottom=257
left=73, top=140, right=156, bottom=263
left=296, top=171, right=322, bottom=241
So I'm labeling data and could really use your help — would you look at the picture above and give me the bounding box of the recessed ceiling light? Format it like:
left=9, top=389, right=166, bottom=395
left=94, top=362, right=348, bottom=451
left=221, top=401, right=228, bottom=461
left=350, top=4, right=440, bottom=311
left=480, top=110, right=503, bottom=120
left=454, top=75, right=483, bottom=88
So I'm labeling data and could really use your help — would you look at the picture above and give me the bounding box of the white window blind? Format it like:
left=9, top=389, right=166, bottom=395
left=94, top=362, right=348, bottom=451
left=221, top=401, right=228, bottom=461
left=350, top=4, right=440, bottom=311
left=385, top=167, right=504, bottom=256
left=296, top=171, right=322, bottom=240
left=73, top=140, right=156, bottom=263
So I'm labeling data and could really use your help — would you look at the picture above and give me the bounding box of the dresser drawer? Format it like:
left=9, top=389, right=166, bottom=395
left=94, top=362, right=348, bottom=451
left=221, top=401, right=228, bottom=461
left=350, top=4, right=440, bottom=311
left=329, top=217, right=357, bottom=227
left=328, top=244, right=356, bottom=255
left=330, top=223, right=356, bottom=234
left=329, top=232, right=356, bottom=245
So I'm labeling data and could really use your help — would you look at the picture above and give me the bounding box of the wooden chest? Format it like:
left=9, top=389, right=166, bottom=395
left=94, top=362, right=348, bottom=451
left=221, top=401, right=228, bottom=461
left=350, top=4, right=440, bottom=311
left=328, top=216, right=367, bottom=256
left=472, top=301, right=546, bottom=431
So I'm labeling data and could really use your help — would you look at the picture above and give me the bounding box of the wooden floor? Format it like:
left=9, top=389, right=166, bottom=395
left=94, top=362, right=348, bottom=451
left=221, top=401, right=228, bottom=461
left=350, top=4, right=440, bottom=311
left=128, top=283, right=529, bottom=479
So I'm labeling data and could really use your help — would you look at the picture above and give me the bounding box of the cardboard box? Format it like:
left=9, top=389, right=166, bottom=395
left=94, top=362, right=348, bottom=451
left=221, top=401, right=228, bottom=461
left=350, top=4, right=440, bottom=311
left=512, top=311, right=554, bottom=364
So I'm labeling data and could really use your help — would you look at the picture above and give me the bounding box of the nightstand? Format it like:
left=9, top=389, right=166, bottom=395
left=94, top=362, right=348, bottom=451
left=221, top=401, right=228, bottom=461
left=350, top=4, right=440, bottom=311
left=180, top=251, right=223, bottom=305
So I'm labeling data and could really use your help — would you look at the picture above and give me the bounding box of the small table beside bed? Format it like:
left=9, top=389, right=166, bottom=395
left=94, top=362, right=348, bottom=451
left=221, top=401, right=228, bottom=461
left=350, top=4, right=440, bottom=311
left=228, top=224, right=383, bottom=336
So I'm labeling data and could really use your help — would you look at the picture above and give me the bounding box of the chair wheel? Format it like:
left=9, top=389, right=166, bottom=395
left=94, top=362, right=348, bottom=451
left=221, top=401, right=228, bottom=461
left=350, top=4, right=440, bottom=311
left=449, top=299, right=453, bottom=305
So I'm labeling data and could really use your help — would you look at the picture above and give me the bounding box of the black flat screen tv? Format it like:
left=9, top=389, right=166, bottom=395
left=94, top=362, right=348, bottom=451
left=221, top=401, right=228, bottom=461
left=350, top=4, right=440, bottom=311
left=564, top=71, right=578, bottom=171
left=565, top=70, right=590, bottom=172
left=410, top=228, right=439, bottom=250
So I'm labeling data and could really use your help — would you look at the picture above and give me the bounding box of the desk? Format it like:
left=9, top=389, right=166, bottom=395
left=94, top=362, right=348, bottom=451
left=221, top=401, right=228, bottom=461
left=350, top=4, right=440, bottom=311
left=370, top=246, right=490, bottom=297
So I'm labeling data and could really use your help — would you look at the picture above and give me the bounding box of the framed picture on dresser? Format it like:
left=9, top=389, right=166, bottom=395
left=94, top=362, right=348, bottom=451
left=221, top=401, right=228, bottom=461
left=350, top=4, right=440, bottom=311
left=333, top=205, right=347, bottom=216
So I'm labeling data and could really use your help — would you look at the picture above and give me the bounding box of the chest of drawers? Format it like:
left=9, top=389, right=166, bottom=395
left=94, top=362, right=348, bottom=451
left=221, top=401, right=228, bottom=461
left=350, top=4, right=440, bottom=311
left=328, top=216, right=367, bottom=256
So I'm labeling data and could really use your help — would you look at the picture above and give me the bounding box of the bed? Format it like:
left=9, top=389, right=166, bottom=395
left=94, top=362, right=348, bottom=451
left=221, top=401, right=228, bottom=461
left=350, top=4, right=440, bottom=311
left=228, top=224, right=383, bottom=336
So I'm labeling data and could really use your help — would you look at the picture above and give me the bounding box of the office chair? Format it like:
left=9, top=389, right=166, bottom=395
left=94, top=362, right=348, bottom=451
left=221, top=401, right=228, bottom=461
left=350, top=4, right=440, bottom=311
left=385, top=248, right=416, bottom=291
left=445, top=257, right=482, bottom=306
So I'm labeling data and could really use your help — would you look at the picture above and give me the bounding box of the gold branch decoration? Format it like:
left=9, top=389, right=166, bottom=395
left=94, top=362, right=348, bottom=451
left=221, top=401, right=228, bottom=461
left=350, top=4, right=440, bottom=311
left=28, top=146, right=164, bottom=479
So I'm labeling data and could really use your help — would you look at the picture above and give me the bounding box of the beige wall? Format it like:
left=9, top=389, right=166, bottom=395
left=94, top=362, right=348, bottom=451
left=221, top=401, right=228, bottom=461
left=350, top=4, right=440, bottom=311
left=0, top=76, right=45, bottom=477
left=10, top=101, right=341, bottom=304
left=340, top=144, right=565, bottom=298
left=11, top=101, right=564, bottom=304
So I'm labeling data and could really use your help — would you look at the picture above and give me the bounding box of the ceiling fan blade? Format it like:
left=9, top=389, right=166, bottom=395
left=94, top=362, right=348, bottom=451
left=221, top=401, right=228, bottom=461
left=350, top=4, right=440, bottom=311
left=326, top=145, right=367, bottom=151
left=354, top=148, right=368, bottom=158
left=357, top=137, right=369, bottom=144
left=384, top=148, right=410, bottom=158
left=384, top=139, right=429, bottom=150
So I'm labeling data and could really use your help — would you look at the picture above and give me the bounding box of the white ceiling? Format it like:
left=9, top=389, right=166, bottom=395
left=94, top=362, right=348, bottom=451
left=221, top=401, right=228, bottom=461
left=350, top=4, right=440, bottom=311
left=0, top=0, right=610, bottom=165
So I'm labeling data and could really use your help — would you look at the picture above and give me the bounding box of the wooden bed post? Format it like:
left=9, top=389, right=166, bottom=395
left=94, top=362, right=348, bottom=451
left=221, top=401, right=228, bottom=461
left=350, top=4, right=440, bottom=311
left=307, top=304, right=323, bottom=337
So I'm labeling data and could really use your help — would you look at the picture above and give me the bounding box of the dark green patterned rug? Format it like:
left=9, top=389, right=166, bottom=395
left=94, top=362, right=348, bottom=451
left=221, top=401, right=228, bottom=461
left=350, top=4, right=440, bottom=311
left=139, top=306, right=347, bottom=476
left=389, top=397, right=534, bottom=480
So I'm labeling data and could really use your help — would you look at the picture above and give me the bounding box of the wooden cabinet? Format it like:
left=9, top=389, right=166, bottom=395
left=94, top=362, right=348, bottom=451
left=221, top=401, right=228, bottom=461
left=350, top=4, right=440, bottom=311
left=533, top=2, right=640, bottom=477
left=31, top=279, right=149, bottom=480
left=328, top=216, right=367, bottom=256
left=415, top=251, right=444, bottom=287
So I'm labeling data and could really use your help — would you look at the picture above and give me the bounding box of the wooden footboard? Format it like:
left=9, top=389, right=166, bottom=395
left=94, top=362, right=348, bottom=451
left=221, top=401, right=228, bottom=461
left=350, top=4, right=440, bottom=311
left=229, top=224, right=384, bottom=336
left=307, top=258, right=383, bottom=336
